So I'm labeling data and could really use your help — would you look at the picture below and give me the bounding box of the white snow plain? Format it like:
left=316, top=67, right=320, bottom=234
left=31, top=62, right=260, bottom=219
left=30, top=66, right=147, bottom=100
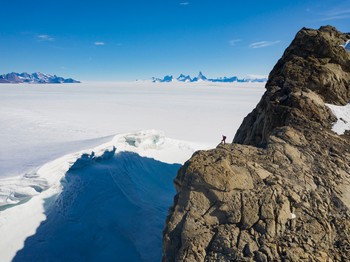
left=326, top=103, right=350, bottom=135
left=0, top=81, right=265, bottom=262
left=0, top=81, right=264, bottom=178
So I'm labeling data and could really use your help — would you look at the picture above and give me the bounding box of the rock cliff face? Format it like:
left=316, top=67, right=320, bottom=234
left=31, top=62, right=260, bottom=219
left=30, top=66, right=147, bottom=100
left=162, top=26, right=350, bottom=261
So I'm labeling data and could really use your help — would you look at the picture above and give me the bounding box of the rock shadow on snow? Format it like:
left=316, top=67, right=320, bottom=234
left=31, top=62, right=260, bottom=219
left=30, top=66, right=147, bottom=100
left=13, top=151, right=181, bottom=262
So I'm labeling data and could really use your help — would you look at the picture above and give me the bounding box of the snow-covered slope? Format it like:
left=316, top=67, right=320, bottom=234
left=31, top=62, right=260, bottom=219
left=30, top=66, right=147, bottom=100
left=342, top=40, right=350, bottom=51
left=0, top=130, right=204, bottom=262
left=326, top=103, right=350, bottom=134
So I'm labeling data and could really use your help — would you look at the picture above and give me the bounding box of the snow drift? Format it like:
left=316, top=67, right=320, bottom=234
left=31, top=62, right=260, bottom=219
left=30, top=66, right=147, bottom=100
left=0, top=130, right=204, bottom=262
left=326, top=103, right=350, bottom=135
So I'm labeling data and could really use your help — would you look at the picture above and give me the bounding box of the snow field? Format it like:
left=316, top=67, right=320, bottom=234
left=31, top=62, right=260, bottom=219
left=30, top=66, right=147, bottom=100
left=0, top=82, right=265, bottom=261
left=0, top=81, right=264, bottom=178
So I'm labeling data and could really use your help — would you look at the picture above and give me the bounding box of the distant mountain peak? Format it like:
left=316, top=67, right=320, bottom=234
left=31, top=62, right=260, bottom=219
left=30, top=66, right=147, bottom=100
left=152, top=75, right=174, bottom=83
left=198, top=71, right=206, bottom=79
left=192, top=71, right=207, bottom=82
left=152, top=72, right=267, bottom=83
left=0, top=72, right=80, bottom=84
left=176, top=74, right=192, bottom=82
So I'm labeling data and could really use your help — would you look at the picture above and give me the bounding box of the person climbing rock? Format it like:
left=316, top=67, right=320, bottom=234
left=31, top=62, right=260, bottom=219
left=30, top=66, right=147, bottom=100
left=221, top=135, right=227, bottom=145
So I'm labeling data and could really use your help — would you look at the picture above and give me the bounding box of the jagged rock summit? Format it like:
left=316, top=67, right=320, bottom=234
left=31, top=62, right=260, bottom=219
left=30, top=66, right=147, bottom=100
left=163, top=26, right=350, bottom=261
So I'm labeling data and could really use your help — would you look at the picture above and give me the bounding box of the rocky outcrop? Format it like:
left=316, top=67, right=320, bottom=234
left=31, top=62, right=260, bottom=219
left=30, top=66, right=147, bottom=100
left=163, top=26, right=350, bottom=261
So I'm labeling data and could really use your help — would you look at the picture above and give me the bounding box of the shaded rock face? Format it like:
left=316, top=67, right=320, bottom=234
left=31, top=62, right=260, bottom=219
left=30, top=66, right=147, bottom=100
left=163, top=26, right=350, bottom=261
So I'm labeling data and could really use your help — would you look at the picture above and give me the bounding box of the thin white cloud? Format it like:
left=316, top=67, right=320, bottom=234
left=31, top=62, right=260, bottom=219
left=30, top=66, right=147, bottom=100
left=327, top=8, right=350, bottom=16
left=180, top=2, right=189, bottom=6
left=326, top=14, right=350, bottom=20
left=321, top=3, right=350, bottom=21
left=321, top=10, right=350, bottom=21
left=249, top=40, right=281, bottom=49
left=94, top=42, right=105, bottom=46
left=229, top=39, right=241, bottom=46
left=37, top=34, right=55, bottom=41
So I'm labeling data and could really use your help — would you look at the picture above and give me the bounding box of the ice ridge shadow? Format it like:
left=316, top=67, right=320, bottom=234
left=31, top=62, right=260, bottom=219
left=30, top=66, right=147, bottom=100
left=13, top=150, right=180, bottom=262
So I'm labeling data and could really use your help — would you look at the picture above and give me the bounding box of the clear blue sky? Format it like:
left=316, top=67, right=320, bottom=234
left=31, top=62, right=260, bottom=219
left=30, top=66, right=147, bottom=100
left=0, top=0, right=349, bottom=81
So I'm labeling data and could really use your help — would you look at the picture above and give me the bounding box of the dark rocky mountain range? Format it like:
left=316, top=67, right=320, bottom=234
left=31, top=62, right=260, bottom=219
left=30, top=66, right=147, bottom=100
left=152, top=72, right=267, bottom=83
left=163, top=26, right=350, bottom=261
left=0, top=72, right=80, bottom=84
